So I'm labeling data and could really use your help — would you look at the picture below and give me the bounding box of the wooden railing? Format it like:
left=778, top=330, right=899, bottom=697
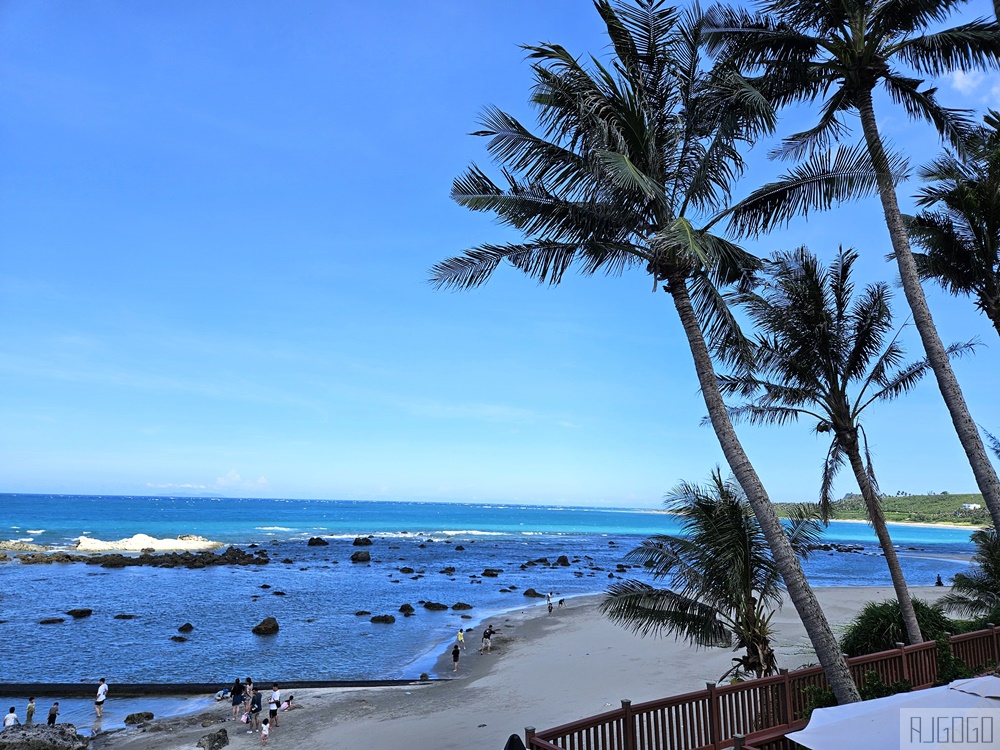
left=524, top=625, right=1000, bottom=750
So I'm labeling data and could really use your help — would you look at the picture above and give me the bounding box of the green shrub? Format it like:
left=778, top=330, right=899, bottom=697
left=840, top=599, right=953, bottom=657
left=858, top=670, right=911, bottom=700
left=934, top=639, right=975, bottom=685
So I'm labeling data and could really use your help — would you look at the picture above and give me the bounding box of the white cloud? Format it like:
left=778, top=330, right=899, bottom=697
left=215, top=470, right=269, bottom=490
left=951, top=70, right=984, bottom=94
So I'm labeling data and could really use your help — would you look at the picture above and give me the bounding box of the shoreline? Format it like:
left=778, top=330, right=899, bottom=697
left=71, top=585, right=953, bottom=750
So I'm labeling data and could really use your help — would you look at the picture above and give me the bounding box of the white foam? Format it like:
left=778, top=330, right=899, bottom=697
left=256, top=526, right=294, bottom=532
left=74, top=533, right=224, bottom=552
left=26, top=529, right=44, bottom=534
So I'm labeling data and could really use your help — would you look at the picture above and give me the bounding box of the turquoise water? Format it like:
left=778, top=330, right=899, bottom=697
left=0, top=494, right=977, bottom=684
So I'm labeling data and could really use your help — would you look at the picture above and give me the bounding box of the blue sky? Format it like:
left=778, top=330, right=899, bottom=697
left=2, top=0, right=999, bottom=507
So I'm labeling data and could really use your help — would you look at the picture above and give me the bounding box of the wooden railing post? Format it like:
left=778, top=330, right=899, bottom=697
left=621, top=699, right=636, bottom=750
left=779, top=668, right=790, bottom=726
left=988, top=623, right=997, bottom=668
left=733, top=733, right=745, bottom=749
left=706, top=682, right=721, bottom=750
left=896, top=642, right=910, bottom=684
left=524, top=726, right=535, bottom=750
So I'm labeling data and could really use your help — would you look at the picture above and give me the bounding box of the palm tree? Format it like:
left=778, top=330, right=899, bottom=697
left=722, top=247, right=974, bottom=645
left=706, top=0, right=1000, bottom=532
left=602, top=467, right=823, bottom=681
left=431, top=0, right=860, bottom=702
left=909, top=110, right=1000, bottom=339
left=941, top=527, right=1000, bottom=623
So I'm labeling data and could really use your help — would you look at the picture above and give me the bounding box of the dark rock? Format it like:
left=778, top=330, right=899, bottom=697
left=399, top=567, right=414, bottom=574
left=370, top=614, right=396, bottom=624
left=178, top=622, right=194, bottom=632
left=114, top=614, right=137, bottom=620
left=307, top=537, right=329, bottom=546
left=523, top=588, right=546, bottom=598
left=125, top=712, right=154, bottom=725
left=350, top=550, right=371, bottom=563
left=355, top=611, right=371, bottom=616
left=352, top=537, right=373, bottom=546
left=39, top=617, right=66, bottom=625
left=452, top=602, right=473, bottom=610
left=283, top=559, right=295, bottom=564
left=0, top=724, right=89, bottom=750
left=481, top=568, right=502, bottom=577
left=260, top=584, right=271, bottom=589
left=252, top=617, right=279, bottom=636
left=439, top=566, right=456, bottom=575
left=555, top=555, right=570, bottom=566
left=398, top=603, right=414, bottom=614
left=196, top=728, right=229, bottom=750
left=273, top=591, right=286, bottom=596
left=454, top=545, right=465, bottom=551
left=66, top=609, right=92, bottom=619
left=423, top=602, right=448, bottom=611
left=170, top=635, right=188, bottom=642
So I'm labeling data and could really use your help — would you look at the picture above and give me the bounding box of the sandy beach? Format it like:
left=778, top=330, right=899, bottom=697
left=85, top=585, right=950, bottom=750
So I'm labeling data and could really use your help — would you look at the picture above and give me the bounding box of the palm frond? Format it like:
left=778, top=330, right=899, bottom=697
left=725, top=143, right=909, bottom=237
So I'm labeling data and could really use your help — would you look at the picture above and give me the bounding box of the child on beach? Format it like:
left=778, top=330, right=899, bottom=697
left=260, top=718, right=270, bottom=747
left=25, top=698, right=35, bottom=724
left=452, top=643, right=461, bottom=672
left=47, top=703, right=59, bottom=726
left=3, top=707, right=19, bottom=728
left=280, top=695, right=294, bottom=711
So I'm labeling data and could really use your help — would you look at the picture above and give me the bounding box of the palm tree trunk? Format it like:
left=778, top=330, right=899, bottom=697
left=856, top=88, right=1000, bottom=532
left=842, top=432, right=923, bottom=644
left=666, top=273, right=860, bottom=704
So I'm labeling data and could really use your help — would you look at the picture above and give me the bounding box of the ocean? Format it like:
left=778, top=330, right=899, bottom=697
left=0, top=494, right=978, bottom=687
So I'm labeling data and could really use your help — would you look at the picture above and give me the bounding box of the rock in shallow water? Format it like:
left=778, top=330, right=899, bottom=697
left=124, top=712, right=154, bottom=725
left=252, top=617, right=279, bottom=635
left=0, top=724, right=89, bottom=750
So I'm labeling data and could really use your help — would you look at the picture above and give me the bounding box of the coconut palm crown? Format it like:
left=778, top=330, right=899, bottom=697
left=432, top=0, right=860, bottom=701
left=601, top=467, right=823, bottom=681
left=909, top=110, right=1000, bottom=339
left=719, top=246, right=974, bottom=644
left=704, top=0, right=1000, bottom=533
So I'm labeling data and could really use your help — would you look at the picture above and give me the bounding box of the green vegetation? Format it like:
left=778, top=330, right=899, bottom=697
left=840, top=599, right=953, bottom=658
left=773, top=493, right=990, bottom=526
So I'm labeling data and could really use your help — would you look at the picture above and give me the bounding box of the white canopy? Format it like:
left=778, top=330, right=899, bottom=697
left=785, top=676, right=1000, bottom=750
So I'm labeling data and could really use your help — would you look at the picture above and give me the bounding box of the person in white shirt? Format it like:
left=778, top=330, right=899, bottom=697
left=95, top=678, right=108, bottom=717
left=3, top=707, right=19, bottom=728
left=268, top=684, right=280, bottom=729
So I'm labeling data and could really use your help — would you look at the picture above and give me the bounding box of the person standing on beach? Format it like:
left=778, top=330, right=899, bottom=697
left=480, top=625, right=494, bottom=654
left=248, top=687, right=262, bottom=733
left=3, top=707, right=19, bottom=728
left=260, top=718, right=270, bottom=747
left=243, top=678, right=254, bottom=713
left=452, top=643, right=461, bottom=672
left=229, top=678, right=244, bottom=720
left=457, top=628, right=465, bottom=650
left=94, top=678, right=108, bottom=718
left=47, top=703, right=59, bottom=726
left=268, top=684, right=280, bottom=729
left=25, top=698, right=35, bottom=724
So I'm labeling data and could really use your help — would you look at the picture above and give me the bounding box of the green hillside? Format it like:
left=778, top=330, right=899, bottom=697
left=774, top=492, right=990, bottom=526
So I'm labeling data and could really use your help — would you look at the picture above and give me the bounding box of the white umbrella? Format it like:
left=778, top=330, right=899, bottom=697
left=785, top=676, right=1000, bottom=749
